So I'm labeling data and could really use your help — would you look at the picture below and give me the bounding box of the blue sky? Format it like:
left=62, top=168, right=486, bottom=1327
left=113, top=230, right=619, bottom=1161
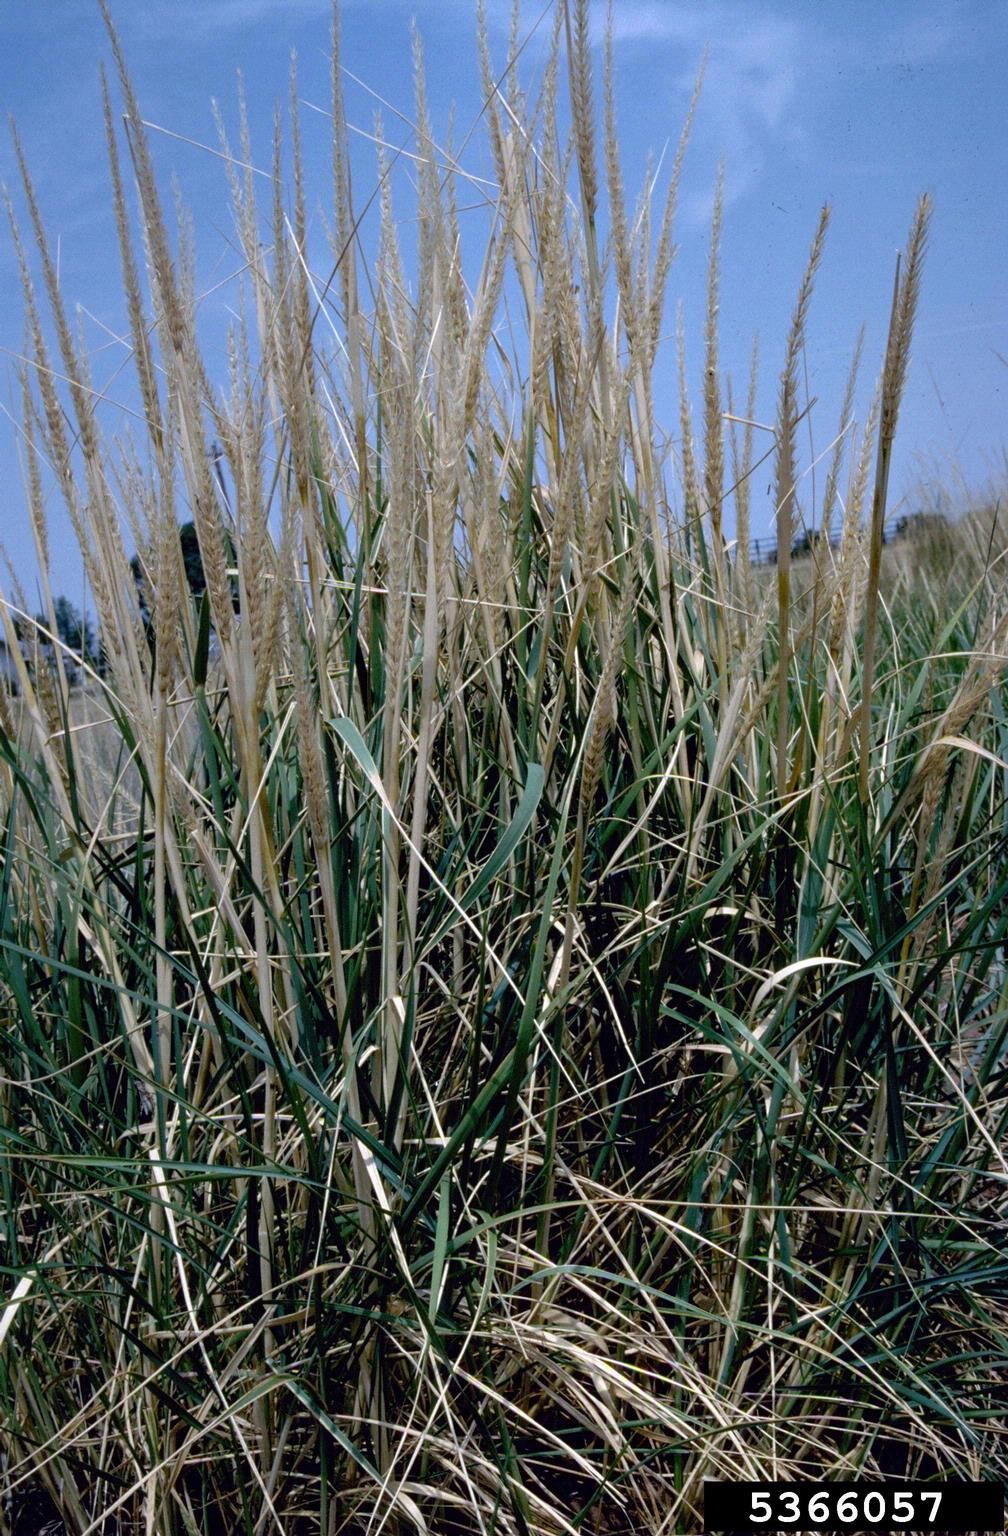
left=1, top=0, right=1005, bottom=606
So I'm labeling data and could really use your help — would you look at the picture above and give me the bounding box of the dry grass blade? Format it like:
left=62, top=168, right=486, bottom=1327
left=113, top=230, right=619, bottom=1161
left=774, top=203, right=829, bottom=802
left=858, top=193, right=933, bottom=805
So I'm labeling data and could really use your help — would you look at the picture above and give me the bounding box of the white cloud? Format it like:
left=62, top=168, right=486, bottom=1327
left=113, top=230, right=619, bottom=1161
left=133, top=0, right=333, bottom=40
left=581, top=2, right=805, bottom=223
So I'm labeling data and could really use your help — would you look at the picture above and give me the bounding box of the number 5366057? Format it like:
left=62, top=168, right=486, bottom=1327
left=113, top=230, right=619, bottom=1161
left=749, top=1488, right=943, bottom=1525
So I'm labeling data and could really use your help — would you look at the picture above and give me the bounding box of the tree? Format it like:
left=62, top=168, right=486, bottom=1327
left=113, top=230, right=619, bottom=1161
left=130, top=521, right=239, bottom=647
left=4, top=597, right=106, bottom=687
left=51, top=596, right=97, bottom=660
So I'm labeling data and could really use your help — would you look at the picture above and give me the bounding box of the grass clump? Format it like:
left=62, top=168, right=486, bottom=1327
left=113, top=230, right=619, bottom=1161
left=1, top=2, right=1007, bottom=1532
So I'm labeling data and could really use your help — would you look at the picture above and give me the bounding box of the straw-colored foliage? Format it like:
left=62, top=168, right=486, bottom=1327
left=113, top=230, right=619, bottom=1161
left=1, top=2, right=1006, bottom=1532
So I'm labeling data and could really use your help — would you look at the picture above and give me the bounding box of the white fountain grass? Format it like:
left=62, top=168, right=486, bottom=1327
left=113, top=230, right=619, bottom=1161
left=0, top=1, right=1006, bottom=1532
